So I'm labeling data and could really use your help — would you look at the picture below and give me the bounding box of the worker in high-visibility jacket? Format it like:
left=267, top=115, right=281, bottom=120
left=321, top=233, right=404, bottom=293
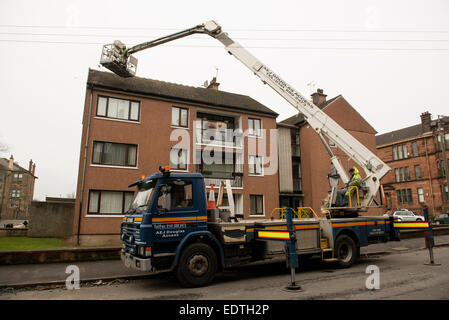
left=335, top=166, right=362, bottom=206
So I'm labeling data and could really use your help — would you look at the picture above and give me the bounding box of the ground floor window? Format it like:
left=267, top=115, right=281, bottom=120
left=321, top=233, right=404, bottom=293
left=417, top=187, right=424, bottom=203
left=88, top=190, right=134, bottom=215
left=250, top=195, right=264, bottom=216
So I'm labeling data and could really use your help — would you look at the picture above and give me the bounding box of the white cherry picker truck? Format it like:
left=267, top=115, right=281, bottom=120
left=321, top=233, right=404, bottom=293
left=100, top=21, right=400, bottom=287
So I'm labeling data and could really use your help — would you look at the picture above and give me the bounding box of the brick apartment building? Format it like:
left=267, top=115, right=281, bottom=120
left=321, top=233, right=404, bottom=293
left=73, top=69, right=280, bottom=246
left=278, top=89, right=383, bottom=216
left=376, top=112, right=449, bottom=216
left=0, top=155, right=37, bottom=220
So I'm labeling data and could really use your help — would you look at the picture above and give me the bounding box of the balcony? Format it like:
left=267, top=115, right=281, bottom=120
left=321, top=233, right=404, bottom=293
left=198, top=166, right=243, bottom=188
left=204, top=175, right=243, bottom=188
left=195, top=112, right=242, bottom=149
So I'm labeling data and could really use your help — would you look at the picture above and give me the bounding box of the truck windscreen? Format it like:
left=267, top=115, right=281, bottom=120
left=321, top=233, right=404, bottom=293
left=128, top=179, right=157, bottom=214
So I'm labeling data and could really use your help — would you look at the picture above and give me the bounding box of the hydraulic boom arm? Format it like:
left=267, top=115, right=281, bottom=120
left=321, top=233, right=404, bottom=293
left=100, top=20, right=390, bottom=208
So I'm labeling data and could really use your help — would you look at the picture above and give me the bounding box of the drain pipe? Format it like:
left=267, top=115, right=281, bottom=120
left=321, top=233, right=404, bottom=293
left=77, top=84, right=94, bottom=245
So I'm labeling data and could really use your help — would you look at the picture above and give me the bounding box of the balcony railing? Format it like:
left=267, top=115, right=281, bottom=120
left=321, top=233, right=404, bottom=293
left=204, top=176, right=242, bottom=188
left=199, top=169, right=243, bottom=188
left=195, top=128, right=243, bottom=148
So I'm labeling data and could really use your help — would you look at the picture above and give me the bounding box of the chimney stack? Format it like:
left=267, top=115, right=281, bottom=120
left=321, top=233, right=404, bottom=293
left=32, top=163, right=36, bottom=176
left=207, top=77, right=220, bottom=91
left=29, top=159, right=33, bottom=172
left=420, top=111, right=432, bottom=133
left=8, top=155, right=14, bottom=170
left=311, top=88, right=327, bottom=106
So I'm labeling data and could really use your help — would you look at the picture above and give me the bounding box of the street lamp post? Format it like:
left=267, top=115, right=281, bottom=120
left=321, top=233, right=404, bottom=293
left=436, top=116, right=449, bottom=212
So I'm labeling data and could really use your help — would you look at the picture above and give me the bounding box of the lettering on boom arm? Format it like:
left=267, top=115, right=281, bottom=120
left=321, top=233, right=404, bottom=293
left=262, top=66, right=314, bottom=112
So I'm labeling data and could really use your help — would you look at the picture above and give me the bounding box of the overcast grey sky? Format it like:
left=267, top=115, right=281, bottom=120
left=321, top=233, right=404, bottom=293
left=1, top=0, right=448, bottom=200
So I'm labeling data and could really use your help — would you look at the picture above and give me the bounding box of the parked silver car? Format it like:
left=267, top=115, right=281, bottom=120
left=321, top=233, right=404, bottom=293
left=392, top=210, right=424, bottom=221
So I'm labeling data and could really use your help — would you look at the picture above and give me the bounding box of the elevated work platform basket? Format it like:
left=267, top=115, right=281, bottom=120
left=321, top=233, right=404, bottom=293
left=100, top=42, right=138, bottom=78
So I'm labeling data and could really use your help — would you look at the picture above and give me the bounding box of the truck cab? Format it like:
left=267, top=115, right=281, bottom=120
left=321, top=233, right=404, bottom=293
left=121, top=168, right=223, bottom=286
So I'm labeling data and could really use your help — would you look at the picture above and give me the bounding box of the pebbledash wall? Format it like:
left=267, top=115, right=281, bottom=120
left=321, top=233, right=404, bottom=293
left=72, top=69, right=279, bottom=246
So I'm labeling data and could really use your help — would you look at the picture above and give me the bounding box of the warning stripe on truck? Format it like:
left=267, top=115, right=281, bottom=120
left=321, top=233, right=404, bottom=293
left=152, top=216, right=208, bottom=225
left=393, top=222, right=429, bottom=229
left=256, top=230, right=290, bottom=240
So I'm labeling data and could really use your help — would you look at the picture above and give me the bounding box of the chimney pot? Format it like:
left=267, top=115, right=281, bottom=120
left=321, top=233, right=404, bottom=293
left=420, top=111, right=432, bottom=133
left=206, top=77, right=220, bottom=90
left=8, top=155, right=14, bottom=170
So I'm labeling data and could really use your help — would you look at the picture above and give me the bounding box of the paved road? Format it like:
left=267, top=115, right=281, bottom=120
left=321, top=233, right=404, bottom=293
left=1, top=243, right=448, bottom=300
left=2, top=233, right=448, bottom=288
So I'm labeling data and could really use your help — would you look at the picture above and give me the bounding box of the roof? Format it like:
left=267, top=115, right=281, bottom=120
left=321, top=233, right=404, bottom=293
left=87, top=69, right=278, bottom=117
left=0, top=158, right=27, bottom=172
left=278, top=95, right=341, bottom=126
left=376, top=115, right=449, bottom=146
left=376, top=124, right=423, bottom=146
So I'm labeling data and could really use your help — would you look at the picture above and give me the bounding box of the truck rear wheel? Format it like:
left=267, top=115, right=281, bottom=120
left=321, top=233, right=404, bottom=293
left=335, top=235, right=357, bottom=268
left=176, top=242, right=217, bottom=287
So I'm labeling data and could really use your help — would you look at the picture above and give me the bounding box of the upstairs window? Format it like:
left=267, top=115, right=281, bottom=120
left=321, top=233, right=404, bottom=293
left=402, top=144, right=408, bottom=158
left=170, top=148, right=188, bottom=170
left=414, top=165, right=421, bottom=180
left=92, top=141, right=137, bottom=167
left=97, top=96, right=140, bottom=122
left=417, top=188, right=424, bottom=203
left=412, top=141, right=419, bottom=157
left=248, top=118, right=261, bottom=137
left=395, top=168, right=400, bottom=182
left=248, top=155, right=263, bottom=175
left=13, top=173, right=23, bottom=184
left=392, top=146, right=398, bottom=160
left=405, top=167, right=410, bottom=181
left=11, top=189, right=21, bottom=199
left=171, top=106, right=189, bottom=128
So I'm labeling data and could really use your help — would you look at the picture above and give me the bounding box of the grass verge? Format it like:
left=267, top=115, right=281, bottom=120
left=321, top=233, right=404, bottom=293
left=0, top=237, right=72, bottom=251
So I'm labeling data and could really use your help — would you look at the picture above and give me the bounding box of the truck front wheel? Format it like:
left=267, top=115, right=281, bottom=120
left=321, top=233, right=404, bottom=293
left=335, top=235, right=357, bottom=268
left=176, top=242, right=217, bottom=287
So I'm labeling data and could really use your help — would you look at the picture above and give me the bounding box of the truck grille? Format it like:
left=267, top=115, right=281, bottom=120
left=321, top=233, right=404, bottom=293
left=121, top=222, right=141, bottom=252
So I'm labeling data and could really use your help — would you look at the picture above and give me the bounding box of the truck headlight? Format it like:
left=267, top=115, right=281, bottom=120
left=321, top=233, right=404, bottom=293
left=138, top=246, right=144, bottom=256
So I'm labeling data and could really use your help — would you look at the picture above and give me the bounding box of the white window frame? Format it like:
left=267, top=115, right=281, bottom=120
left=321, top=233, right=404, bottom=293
left=171, top=106, right=189, bottom=129
left=91, top=141, right=138, bottom=168
left=417, top=188, right=424, bottom=203
left=170, top=147, right=188, bottom=171
left=86, top=190, right=134, bottom=216
left=96, top=96, right=140, bottom=122
left=248, top=118, right=262, bottom=137
left=249, top=194, right=265, bottom=217
left=248, top=155, right=264, bottom=176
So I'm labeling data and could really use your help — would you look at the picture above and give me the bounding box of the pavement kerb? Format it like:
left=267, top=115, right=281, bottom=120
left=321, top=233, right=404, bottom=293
left=0, top=271, right=168, bottom=290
